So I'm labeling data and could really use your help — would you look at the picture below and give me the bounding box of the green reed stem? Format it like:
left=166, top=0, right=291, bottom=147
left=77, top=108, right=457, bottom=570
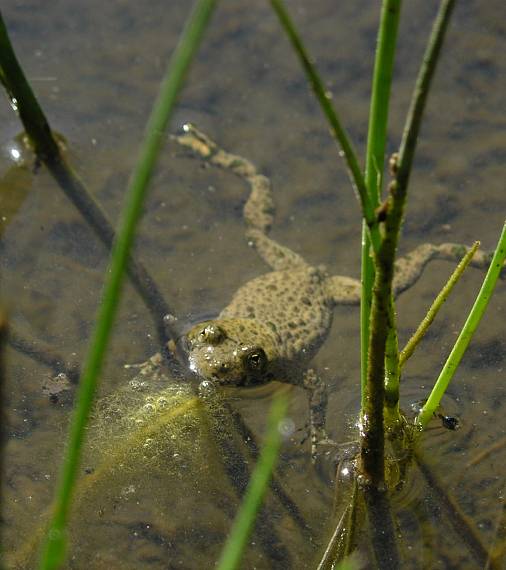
left=360, top=0, right=402, bottom=409
left=268, top=0, right=381, bottom=253
left=38, top=1, right=217, bottom=568
left=397, top=0, right=456, bottom=191
left=364, top=0, right=401, bottom=205
left=381, top=0, right=457, bottom=416
left=216, top=392, right=288, bottom=570
left=417, top=221, right=506, bottom=430
left=399, top=241, right=480, bottom=369
left=360, top=0, right=402, bottom=485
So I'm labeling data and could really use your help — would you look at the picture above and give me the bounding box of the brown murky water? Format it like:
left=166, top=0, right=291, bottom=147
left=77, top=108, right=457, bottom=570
left=0, top=1, right=505, bottom=568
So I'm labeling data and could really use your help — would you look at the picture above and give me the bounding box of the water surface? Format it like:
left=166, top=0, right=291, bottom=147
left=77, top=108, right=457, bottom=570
left=1, top=1, right=505, bottom=568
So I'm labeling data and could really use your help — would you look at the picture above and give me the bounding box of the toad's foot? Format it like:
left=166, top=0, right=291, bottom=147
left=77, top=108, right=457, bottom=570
left=124, top=353, right=168, bottom=387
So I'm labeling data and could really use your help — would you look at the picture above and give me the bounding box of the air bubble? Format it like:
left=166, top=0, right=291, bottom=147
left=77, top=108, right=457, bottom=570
left=278, top=418, right=296, bottom=438
left=157, top=397, right=169, bottom=408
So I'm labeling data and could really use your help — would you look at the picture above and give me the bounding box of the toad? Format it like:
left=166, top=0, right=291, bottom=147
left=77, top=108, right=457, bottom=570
left=141, top=125, right=496, bottom=457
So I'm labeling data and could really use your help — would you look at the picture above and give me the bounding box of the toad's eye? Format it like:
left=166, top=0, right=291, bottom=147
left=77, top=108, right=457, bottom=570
left=198, top=323, right=225, bottom=345
left=244, top=348, right=267, bottom=372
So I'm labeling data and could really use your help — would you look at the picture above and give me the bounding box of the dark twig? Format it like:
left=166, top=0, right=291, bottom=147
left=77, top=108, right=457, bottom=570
left=0, top=10, right=176, bottom=349
left=8, top=324, right=80, bottom=383
left=0, top=14, right=58, bottom=162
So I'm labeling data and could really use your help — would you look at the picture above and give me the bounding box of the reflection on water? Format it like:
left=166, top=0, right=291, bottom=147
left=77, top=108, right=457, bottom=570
left=0, top=0, right=505, bottom=568
left=0, top=137, right=33, bottom=237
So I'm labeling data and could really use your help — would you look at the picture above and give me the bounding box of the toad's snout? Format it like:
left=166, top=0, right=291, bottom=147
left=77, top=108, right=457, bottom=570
left=187, top=349, right=234, bottom=381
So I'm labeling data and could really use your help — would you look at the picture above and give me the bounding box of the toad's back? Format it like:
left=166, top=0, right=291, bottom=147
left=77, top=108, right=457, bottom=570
left=220, top=266, right=333, bottom=363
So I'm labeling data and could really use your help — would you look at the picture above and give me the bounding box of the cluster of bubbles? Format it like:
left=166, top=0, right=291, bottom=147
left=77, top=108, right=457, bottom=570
left=87, top=371, right=209, bottom=474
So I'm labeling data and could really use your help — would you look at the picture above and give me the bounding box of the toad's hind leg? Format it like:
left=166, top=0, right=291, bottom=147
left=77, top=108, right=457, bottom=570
left=172, top=124, right=308, bottom=271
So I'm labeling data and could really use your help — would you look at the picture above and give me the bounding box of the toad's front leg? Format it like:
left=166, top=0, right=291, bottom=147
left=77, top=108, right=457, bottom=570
left=325, top=242, right=504, bottom=307
left=302, top=368, right=335, bottom=461
left=393, top=242, right=504, bottom=297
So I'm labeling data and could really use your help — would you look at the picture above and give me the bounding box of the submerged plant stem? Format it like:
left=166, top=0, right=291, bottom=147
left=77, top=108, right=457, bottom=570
left=8, top=325, right=80, bottom=383
left=317, top=480, right=360, bottom=570
left=417, top=221, right=506, bottom=429
left=363, top=486, right=400, bottom=569
left=0, top=10, right=175, bottom=347
left=0, top=11, right=59, bottom=160
left=216, top=393, right=288, bottom=570
left=38, top=1, right=218, bottom=568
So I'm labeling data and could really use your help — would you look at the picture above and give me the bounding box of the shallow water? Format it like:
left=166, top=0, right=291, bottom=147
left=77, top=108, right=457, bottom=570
left=0, top=1, right=505, bottom=568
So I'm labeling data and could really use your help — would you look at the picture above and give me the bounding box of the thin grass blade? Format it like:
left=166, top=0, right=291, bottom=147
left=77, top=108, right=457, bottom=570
left=38, top=1, right=218, bottom=568
left=216, top=392, right=288, bottom=570
left=417, top=221, right=506, bottom=429
left=399, top=241, right=480, bottom=369
left=268, top=0, right=381, bottom=253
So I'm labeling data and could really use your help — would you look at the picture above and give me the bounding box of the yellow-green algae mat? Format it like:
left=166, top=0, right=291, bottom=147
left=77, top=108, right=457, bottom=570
left=10, top=373, right=250, bottom=569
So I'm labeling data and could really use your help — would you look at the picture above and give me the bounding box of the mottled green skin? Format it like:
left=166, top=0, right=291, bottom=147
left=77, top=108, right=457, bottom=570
left=185, top=266, right=333, bottom=387
left=168, top=124, right=498, bottom=455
